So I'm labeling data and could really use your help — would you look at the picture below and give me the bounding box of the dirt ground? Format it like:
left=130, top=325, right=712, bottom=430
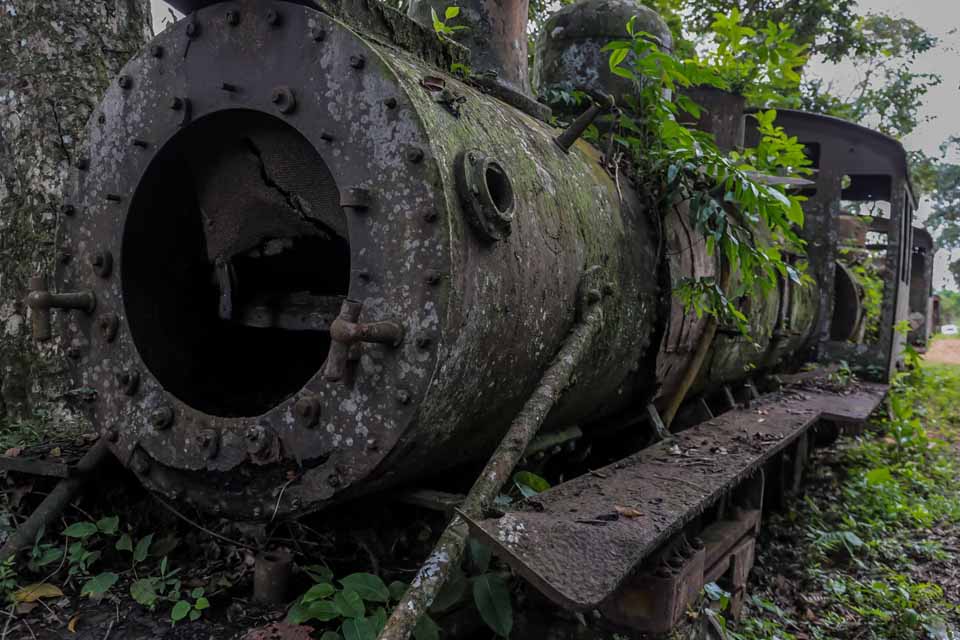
left=925, top=337, right=960, bottom=365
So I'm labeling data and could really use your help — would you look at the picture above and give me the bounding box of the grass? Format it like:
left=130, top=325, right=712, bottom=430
left=724, top=354, right=960, bottom=640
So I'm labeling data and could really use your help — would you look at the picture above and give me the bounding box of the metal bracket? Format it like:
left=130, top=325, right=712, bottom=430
left=26, top=275, right=96, bottom=341
left=323, top=299, right=404, bottom=382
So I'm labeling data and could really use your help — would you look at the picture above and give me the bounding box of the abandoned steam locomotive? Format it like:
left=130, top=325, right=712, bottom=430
left=26, top=0, right=934, bottom=632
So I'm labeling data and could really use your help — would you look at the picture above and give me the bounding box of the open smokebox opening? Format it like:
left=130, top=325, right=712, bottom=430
left=123, top=109, right=349, bottom=417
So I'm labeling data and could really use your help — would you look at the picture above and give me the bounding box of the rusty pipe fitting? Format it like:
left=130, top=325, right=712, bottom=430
left=253, top=550, right=292, bottom=604
left=324, top=299, right=404, bottom=382
left=26, top=276, right=96, bottom=341
left=554, top=93, right=615, bottom=153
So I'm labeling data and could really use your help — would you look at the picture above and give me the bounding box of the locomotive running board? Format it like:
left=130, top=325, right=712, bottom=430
left=464, top=383, right=887, bottom=626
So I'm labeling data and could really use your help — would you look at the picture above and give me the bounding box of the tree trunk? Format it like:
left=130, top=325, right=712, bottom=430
left=0, top=0, right=151, bottom=425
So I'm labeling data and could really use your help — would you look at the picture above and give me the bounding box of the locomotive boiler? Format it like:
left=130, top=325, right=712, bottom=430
left=19, top=0, right=925, bottom=633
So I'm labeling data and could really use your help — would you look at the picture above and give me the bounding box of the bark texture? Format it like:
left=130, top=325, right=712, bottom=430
left=0, top=0, right=151, bottom=425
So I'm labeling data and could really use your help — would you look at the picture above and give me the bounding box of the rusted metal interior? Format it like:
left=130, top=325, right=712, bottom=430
left=20, top=0, right=936, bottom=636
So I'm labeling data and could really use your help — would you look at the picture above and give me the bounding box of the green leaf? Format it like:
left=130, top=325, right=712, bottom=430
left=303, top=582, right=336, bottom=603
left=431, top=567, right=467, bottom=613
left=341, top=617, right=376, bottom=640
left=305, top=564, right=335, bottom=584
left=608, top=47, right=629, bottom=70
left=513, top=471, right=550, bottom=498
left=171, top=600, right=191, bottom=622
left=388, top=580, right=408, bottom=602
left=63, top=522, right=98, bottom=539
left=468, top=538, right=492, bottom=574
left=319, top=633, right=342, bottom=640
left=444, top=6, right=459, bottom=20
left=130, top=578, right=159, bottom=607
left=80, top=572, right=118, bottom=599
left=96, top=516, right=119, bottom=535
left=133, top=533, right=154, bottom=565
left=116, top=534, right=133, bottom=553
left=866, top=467, right=893, bottom=485
left=195, top=597, right=210, bottom=610
left=189, top=609, right=201, bottom=621
left=189, top=587, right=204, bottom=599
left=472, top=574, right=512, bottom=637
left=340, top=573, right=390, bottom=603
left=413, top=614, right=441, bottom=640
left=34, top=547, right=63, bottom=567
left=334, top=590, right=366, bottom=618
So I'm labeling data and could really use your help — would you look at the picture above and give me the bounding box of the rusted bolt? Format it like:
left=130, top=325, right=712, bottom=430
left=198, top=429, right=220, bottom=459
left=406, top=147, right=424, bottom=163
left=396, top=390, right=411, bottom=405
left=131, top=138, right=148, bottom=149
left=117, top=370, right=140, bottom=396
left=185, top=21, right=200, bottom=38
left=75, top=158, right=89, bottom=171
left=90, top=251, right=113, bottom=278
left=98, top=313, right=119, bottom=343
left=310, top=26, right=325, bottom=41
left=294, top=395, right=321, bottom=428
left=104, top=426, right=120, bottom=443
left=117, top=75, right=132, bottom=90
left=425, top=270, right=442, bottom=285
left=340, top=188, right=370, bottom=211
left=270, top=86, right=296, bottom=115
left=221, top=82, right=237, bottom=92
left=61, top=203, right=75, bottom=217
left=349, top=55, right=365, bottom=69
left=383, top=97, right=397, bottom=109
left=246, top=423, right=272, bottom=455
left=97, top=113, right=106, bottom=124
left=65, top=345, right=83, bottom=360
left=150, top=44, right=164, bottom=58
left=150, top=406, right=174, bottom=430
left=266, top=9, right=282, bottom=26
left=131, top=452, right=150, bottom=475
left=225, top=9, right=240, bottom=25
left=106, top=193, right=122, bottom=203
left=415, top=336, right=432, bottom=350
left=170, top=97, right=184, bottom=111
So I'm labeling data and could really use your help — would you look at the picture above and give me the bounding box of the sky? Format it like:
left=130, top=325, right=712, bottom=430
left=148, top=0, right=960, bottom=289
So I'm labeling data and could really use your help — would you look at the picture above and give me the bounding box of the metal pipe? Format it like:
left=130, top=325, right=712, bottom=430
left=0, top=438, right=112, bottom=563
left=554, top=94, right=614, bottom=153
left=377, top=272, right=606, bottom=640
left=26, top=275, right=96, bottom=341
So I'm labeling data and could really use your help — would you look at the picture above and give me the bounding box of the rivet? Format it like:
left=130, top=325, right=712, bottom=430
left=266, top=9, right=282, bottom=26
left=341, top=187, right=371, bottom=211
left=270, top=86, right=296, bottom=114
left=349, top=55, right=365, bottom=69
left=221, top=82, right=237, bottom=92
left=395, top=390, right=411, bottom=405
left=131, top=452, right=150, bottom=475
left=320, top=131, right=334, bottom=142
left=310, top=26, right=326, bottom=41
left=246, top=423, right=272, bottom=454
left=198, top=429, right=220, bottom=459
left=185, top=21, right=200, bottom=38
left=151, top=406, right=175, bottom=430
left=384, top=97, right=397, bottom=109
left=425, top=270, right=442, bottom=285
left=170, top=97, right=184, bottom=111
left=90, top=250, right=113, bottom=278
left=225, top=9, right=240, bottom=26
left=406, top=147, right=425, bottom=163
left=106, top=194, right=123, bottom=203
left=61, top=203, right=76, bottom=217
left=99, top=314, right=119, bottom=343
left=118, top=75, right=132, bottom=90
left=75, top=158, right=89, bottom=171
left=294, top=395, right=321, bottom=428
left=415, top=336, right=432, bottom=350
left=131, top=138, right=149, bottom=148
left=150, top=44, right=164, bottom=58
left=97, top=113, right=106, bottom=124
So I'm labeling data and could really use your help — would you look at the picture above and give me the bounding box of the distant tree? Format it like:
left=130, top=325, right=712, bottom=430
left=937, top=290, right=960, bottom=325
